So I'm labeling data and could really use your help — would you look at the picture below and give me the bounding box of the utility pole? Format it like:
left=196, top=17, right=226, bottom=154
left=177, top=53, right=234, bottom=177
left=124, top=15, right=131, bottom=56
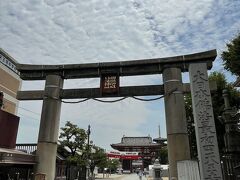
left=158, top=124, right=161, bottom=138
left=86, top=125, right=91, bottom=180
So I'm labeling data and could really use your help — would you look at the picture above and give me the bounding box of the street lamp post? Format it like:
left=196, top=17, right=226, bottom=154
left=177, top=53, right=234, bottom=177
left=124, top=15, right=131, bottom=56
left=86, top=125, right=91, bottom=180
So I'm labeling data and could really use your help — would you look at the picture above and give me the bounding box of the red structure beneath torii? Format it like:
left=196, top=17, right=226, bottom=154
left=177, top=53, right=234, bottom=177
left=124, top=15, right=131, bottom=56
left=110, top=136, right=166, bottom=172
left=107, top=151, right=141, bottom=160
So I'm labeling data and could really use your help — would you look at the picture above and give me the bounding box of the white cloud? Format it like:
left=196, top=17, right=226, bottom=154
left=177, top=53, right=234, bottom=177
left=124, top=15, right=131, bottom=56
left=1, top=0, right=240, bottom=149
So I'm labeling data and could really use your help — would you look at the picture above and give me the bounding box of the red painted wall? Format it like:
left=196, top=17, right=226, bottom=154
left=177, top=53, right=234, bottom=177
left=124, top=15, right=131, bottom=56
left=0, top=109, right=19, bottom=148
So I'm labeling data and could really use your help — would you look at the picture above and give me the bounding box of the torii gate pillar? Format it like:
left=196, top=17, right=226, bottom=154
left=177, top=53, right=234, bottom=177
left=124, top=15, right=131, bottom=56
left=163, top=67, right=191, bottom=179
left=35, top=75, right=63, bottom=180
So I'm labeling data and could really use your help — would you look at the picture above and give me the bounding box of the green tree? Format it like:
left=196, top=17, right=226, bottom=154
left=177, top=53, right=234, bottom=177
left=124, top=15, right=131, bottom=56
left=59, top=121, right=87, bottom=165
left=209, top=72, right=240, bottom=115
left=158, top=147, right=168, bottom=164
left=222, top=33, right=240, bottom=76
left=107, top=159, right=120, bottom=173
left=185, top=94, right=197, bottom=159
left=59, top=122, right=111, bottom=179
left=185, top=72, right=240, bottom=158
left=89, top=146, right=108, bottom=175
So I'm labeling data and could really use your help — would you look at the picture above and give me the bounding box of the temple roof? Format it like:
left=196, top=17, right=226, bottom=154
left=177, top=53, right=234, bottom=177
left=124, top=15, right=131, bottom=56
left=111, top=136, right=161, bottom=148
left=153, top=137, right=167, bottom=144
left=0, top=147, right=36, bottom=165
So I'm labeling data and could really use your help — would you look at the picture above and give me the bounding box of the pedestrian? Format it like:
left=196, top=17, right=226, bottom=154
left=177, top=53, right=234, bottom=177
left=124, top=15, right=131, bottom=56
left=143, top=171, right=146, bottom=177
left=138, top=170, right=143, bottom=180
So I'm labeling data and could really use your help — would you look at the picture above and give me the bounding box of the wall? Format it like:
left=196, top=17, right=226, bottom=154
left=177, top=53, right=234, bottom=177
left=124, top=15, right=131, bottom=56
left=0, top=109, right=20, bottom=148
left=0, top=49, right=21, bottom=115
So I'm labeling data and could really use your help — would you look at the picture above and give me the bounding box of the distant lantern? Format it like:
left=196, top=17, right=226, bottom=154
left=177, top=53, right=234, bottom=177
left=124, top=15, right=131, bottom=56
left=100, top=74, right=119, bottom=96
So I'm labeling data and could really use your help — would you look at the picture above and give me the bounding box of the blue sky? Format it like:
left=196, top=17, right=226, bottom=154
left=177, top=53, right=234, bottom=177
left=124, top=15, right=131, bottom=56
left=0, top=0, right=240, bottom=150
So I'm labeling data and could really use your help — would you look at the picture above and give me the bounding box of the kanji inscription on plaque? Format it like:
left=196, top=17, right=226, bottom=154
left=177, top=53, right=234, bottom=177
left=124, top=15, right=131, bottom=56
left=100, top=74, right=119, bottom=96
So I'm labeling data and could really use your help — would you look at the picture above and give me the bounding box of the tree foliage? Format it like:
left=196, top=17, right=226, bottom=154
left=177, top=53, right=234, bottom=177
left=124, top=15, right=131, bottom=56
left=59, top=121, right=87, bottom=165
left=185, top=72, right=240, bottom=158
left=107, top=159, right=120, bottom=173
left=158, top=147, right=168, bottom=164
left=209, top=72, right=240, bottom=115
left=89, top=147, right=108, bottom=174
left=59, top=121, right=109, bottom=176
left=185, top=94, right=197, bottom=159
left=221, top=33, right=240, bottom=76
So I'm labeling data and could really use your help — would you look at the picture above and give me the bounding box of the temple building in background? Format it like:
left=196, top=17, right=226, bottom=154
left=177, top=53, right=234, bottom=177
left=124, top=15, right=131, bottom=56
left=0, top=48, right=21, bottom=115
left=111, top=136, right=165, bottom=172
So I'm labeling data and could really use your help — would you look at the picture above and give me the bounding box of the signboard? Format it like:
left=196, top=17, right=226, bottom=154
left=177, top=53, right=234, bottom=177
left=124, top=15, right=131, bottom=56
left=107, top=151, right=121, bottom=158
left=0, top=53, right=19, bottom=74
left=107, top=151, right=141, bottom=160
left=100, top=74, right=119, bottom=96
left=121, top=155, right=141, bottom=160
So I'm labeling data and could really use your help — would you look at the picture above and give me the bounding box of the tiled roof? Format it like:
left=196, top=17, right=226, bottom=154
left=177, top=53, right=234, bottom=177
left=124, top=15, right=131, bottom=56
left=122, top=137, right=152, bottom=145
left=112, top=136, right=161, bottom=147
left=0, top=147, right=36, bottom=165
left=0, top=147, right=30, bottom=155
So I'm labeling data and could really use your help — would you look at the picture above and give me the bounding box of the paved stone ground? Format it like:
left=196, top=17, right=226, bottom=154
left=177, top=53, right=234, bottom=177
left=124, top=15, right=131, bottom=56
left=95, top=173, right=169, bottom=180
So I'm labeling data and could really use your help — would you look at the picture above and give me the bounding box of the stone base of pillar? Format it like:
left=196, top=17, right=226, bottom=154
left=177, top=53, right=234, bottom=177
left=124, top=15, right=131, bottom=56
left=35, top=142, right=57, bottom=180
left=167, top=134, right=190, bottom=179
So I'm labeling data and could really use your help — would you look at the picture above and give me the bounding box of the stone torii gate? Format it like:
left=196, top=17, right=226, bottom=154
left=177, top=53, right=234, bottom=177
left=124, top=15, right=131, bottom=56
left=16, top=49, right=222, bottom=180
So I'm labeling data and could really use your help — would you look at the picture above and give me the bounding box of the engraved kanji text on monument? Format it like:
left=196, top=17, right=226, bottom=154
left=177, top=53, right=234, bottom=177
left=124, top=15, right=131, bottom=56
left=189, top=63, right=223, bottom=180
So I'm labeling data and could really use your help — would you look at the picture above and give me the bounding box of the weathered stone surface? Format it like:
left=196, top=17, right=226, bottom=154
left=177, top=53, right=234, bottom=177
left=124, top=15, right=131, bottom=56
left=163, top=67, right=190, bottom=180
left=35, top=75, right=63, bottom=180
left=17, top=82, right=217, bottom=100
left=17, top=50, right=216, bottom=80
left=189, top=63, right=223, bottom=180
left=177, top=160, right=200, bottom=180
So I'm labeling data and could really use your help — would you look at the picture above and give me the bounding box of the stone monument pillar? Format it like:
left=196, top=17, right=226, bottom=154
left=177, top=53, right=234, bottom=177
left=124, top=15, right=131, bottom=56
left=163, top=67, right=191, bottom=180
left=189, top=63, right=223, bottom=180
left=35, top=75, right=63, bottom=180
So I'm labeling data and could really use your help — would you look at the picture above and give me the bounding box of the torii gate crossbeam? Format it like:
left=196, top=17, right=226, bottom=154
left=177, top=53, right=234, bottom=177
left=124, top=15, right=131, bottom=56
left=17, top=50, right=216, bottom=80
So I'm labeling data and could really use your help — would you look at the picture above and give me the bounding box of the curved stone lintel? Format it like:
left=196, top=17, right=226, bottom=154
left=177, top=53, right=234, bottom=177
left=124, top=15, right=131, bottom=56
left=16, top=49, right=217, bottom=80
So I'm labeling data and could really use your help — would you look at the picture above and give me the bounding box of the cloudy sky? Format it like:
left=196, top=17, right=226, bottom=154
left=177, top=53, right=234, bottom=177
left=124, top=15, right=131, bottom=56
left=0, top=0, right=240, bottom=150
